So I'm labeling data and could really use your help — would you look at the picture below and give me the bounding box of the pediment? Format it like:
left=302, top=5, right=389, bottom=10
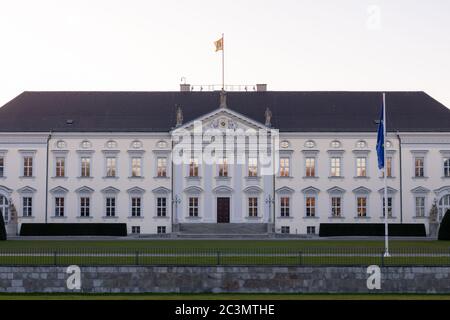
left=50, top=186, right=69, bottom=194
left=301, top=186, right=320, bottom=194
left=101, top=186, right=120, bottom=194
left=275, top=186, right=295, bottom=194
left=327, top=186, right=346, bottom=194
left=75, top=186, right=95, bottom=194
left=152, top=187, right=171, bottom=194
left=411, top=186, right=430, bottom=194
left=378, top=187, right=398, bottom=194
left=17, top=186, right=37, bottom=194
left=0, top=185, right=13, bottom=196
left=243, top=186, right=263, bottom=194
left=184, top=186, right=204, bottom=194
left=213, top=186, right=234, bottom=194
left=127, top=186, right=146, bottom=194
left=352, top=186, right=371, bottom=194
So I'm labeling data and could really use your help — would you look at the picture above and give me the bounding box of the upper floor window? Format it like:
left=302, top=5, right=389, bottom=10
left=444, top=158, right=450, bottom=177
left=55, top=157, right=65, bottom=177
left=22, top=197, right=32, bottom=217
left=157, top=157, right=167, bottom=177
left=305, top=157, right=316, bottom=177
left=81, top=140, right=92, bottom=149
left=80, top=197, right=90, bottom=217
left=279, top=157, right=290, bottom=177
left=356, top=140, right=367, bottom=149
left=248, top=157, right=258, bottom=177
left=0, top=157, right=4, bottom=177
left=131, top=140, right=142, bottom=149
left=106, top=157, right=117, bottom=177
left=385, top=156, right=393, bottom=177
left=304, top=140, right=316, bottom=148
left=80, top=157, right=91, bottom=177
left=248, top=197, right=258, bottom=217
left=189, top=158, right=199, bottom=177
left=280, top=197, right=290, bottom=217
left=414, top=157, right=424, bottom=177
left=280, top=140, right=290, bottom=149
left=23, top=156, right=33, bottom=177
left=106, top=140, right=117, bottom=149
left=56, top=140, right=66, bottom=149
left=330, top=140, right=341, bottom=148
left=385, top=140, right=392, bottom=148
left=356, top=157, right=367, bottom=177
left=330, top=157, right=341, bottom=177
left=157, top=197, right=167, bottom=217
left=131, top=157, right=142, bottom=177
left=218, top=158, right=228, bottom=177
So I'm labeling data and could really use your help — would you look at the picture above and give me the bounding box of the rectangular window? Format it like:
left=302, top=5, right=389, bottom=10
left=157, top=197, right=167, bottom=217
left=218, top=158, right=228, bottom=177
left=22, top=197, right=32, bottom=217
left=330, top=157, right=341, bottom=177
left=331, top=197, right=341, bottom=217
left=382, top=197, right=393, bottom=218
left=131, top=226, right=140, bottom=234
left=305, top=157, right=316, bottom=177
left=189, top=197, right=199, bottom=217
left=189, top=158, right=199, bottom=177
left=415, top=157, right=424, bottom=177
left=55, top=157, right=65, bottom=177
left=106, top=197, right=116, bottom=217
left=0, top=157, right=4, bottom=177
left=281, top=226, right=290, bottom=234
left=279, top=157, right=290, bottom=177
left=444, top=158, right=450, bottom=178
left=23, top=156, right=33, bottom=177
left=280, top=197, right=290, bottom=217
left=157, top=157, right=167, bottom=177
left=356, top=157, right=367, bottom=177
left=305, top=196, right=316, bottom=217
left=80, top=157, right=91, bottom=177
left=131, top=157, right=142, bottom=177
left=106, top=157, right=117, bottom=177
left=248, top=197, right=258, bottom=217
left=157, top=226, right=167, bottom=234
left=386, top=156, right=392, bottom=177
left=307, top=226, right=316, bottom=235
left=357, top=197, right=367, bottom=217
left=131, top=197, right=141, bottom=217
left=248, top=157, right=258, bottom=177
left=80, top=197, right=90, bottom=217
left=55, top=197, right=64, bottom=217
left=415, top=196, right=425, bottom=217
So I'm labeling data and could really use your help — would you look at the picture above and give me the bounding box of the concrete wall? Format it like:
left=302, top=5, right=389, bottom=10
left=1, top=266, right=449, bottom=293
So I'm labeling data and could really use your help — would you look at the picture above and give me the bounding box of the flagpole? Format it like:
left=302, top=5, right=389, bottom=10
left=383, top=92, right=390, bottom=257
left=222, top=33, right=225, bottom=91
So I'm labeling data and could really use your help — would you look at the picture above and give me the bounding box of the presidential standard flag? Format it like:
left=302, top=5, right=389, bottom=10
left=214, top=37, right=223, bottom=51
left=376, top=103, right=385, bottom=169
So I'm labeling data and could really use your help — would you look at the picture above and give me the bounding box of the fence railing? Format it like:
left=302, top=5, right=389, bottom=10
left=0, top=247, right=449, bottom=266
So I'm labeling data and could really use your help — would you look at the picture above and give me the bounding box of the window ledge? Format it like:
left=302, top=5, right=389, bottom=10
left=245, top=176, right=261, bottom=180
left=379, top=176, right=396, bottom=179
left=20, top=216, right=35, bottom=219
left=328, top=216, right=345, bottom=219
left=76, top=216, right=93, bottom=219
left=302, top=176, right=318, bottom=179
left=102, top=216, right=118, bottom=219
left=328, top=176, right=344, bottom=179
left=128, top=216, right=144, bottom=219
left=441, top=176, right=450, bottom=179
left=20, top=176, right=36, bottom=179
left=413, top=216, right=428, bottom=219
left=185, top=216, right=202, bottom=220
left=154, top=216, right=169, bottom=219
left=51, top=176, right=68, bottom=179
left=379, top=216, right=397, bottom=220
left=354, top=216, right=371, bottom=219
left=277, top=216, right=293, bottom=219
left=353, top=176, right=369, bottom=179
left=0, top=176, right=6, bottom=179
left=51, top=216, right=67, bottom=219
left=154, top=176, right=170, bottom=179
left=128, top=176, right=144, bottom=179
left=303, top=216, right=319, bottom=219
left=103, top=176, right=119, bottom=179
left=412, top=176, right=428, bottom=179
left=185, top=176, right=202, bottom=180
left=215, top=176, right=231, bottom=180
left=245, top=216, right=262, bottom=220
left=77, top=176, right=93, bottom=179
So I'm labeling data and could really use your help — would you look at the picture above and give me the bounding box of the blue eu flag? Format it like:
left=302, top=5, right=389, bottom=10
left=376, top=104, right=385, bottom=169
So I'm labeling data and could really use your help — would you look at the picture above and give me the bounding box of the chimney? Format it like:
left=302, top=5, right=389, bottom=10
left=180, top=84, right=191, bottom=92
left=256, top=84, right=267, bottom=92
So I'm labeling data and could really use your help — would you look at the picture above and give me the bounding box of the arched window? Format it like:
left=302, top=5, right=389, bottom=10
left=106, top=140, right=117, bottom=149
left=56, top=140, right=66, bottom=149
left=304, top=140, right=316, bottom=148
left=356, top=140, right=367, bottom=149
left=330, top=140, right=341, bottom=148
left=81, top=140, right=92, bottom=149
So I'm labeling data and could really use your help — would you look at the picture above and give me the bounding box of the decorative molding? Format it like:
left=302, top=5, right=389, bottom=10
left=17, top=186, right=37, bottom=194
left=301, top=186, right=320, bottom=194
left=152, top=186, right=172, bottom=194
left=410, top=186, right=430, bottom=194
left=378, top=186, right=398, bottom=194
left=327, top=186, right=346, bottom=194
left=101, top=186, right=120, bottom=194
left=352, top=186, right=371, bottom=194
left=127, top=186, right=146, bottom=194
left=75, top=186, right=95, bottom=194
left=49, top=186, right=69, bottom=194
left=242, top=185, right=263, bottom=194
left=275, top=186, right=295, bottom=194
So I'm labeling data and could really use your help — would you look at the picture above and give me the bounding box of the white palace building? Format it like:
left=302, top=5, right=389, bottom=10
left=0, top=85, right=450, bottom=237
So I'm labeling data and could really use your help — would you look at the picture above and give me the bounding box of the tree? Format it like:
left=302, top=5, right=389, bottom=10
left=438, top=209, right=450, bottom=240
left=0, top=213, right=6, bottom=241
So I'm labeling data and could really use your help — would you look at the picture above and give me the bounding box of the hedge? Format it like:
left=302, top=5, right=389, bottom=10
left=319, top=223, right=426, bottom=237
left=20, top=223, right=127, bottom=236
left=438, top=209, right=450, bottom=240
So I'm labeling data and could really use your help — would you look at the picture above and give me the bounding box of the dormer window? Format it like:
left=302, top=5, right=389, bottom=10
left=131, top=140, right=142, bottom=149
left=81, top=140, right=92, bottom=149
left=106, top=140, right=117, bottom=149
left=386, top=140, right=392, bottom=148
left=157, top=141, right=168, bottom=149
left=56, top=140, right=66, bottom=149
left=304, top=140, right=316, bottom=148
left=330, top=140, right=341, bottom=148
left=356, top=140, right=367, bottom=149
left=280, top=140, right=290, bottom=149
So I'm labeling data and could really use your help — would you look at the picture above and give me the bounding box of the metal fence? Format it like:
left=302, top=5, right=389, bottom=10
left=0, top=247, right=449, bottom=266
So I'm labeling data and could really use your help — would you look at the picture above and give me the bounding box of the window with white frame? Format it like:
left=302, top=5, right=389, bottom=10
left=248, top=197, right=258, bottom=217
left=330, top=140, right=341, bottom=148
left=382, top=197, right=393, bottom=218
left=307, top=226, right=316, bottom=235
left=189, top=158, right=199, bottom=177
left=56, top=140, right=66, bottom=149
left=279, top=157, right=290, bottom=177
left=281, top=226, right=290, bottom=234
left=444, top=158, right=450, bottom=177
left=280, top=197, right=290, bottom=217
left=157, top=226, right=167, bottom=234
left=383, top=156, right=393, bottom=178
left=131, top=197, right=141, bottom=217
left=248, top=157, right=258, bottom=177
left=80, top=197, right=90, bottom=217
left=106, top=140, right=117, bottom=149
left=356, top=140, right=367, bottom=149
left=106, top=157, right=117, bottom=177
left=131, top=140, right=142, bottom=149
left=330, top=157, right=341, bottom=177
left=131, top=157, right=142, bottom=177
left=0, top=157, right=4, bottom=177
left=157, top=157, right=167, bottom=177
left=189, top=197, right=199, bottom=217
left=414, top=157, right=424, bottom=177
left=131, top=226, right=140, bottom=234
left=304, top=140, right=315, bottom=148
left=357, top=196, right=367, bottom=217
left=80, top=157, right=91, bottom=177
left=55, top=197, right=65, bottom=217
left=55, top=157, right=65, bottom=177
left=305, top=157, right=316, bottom=177
left=218, top=158, right=228, bottom=177
left=356, top=157, right=367, bottom=177
left=157, top=197, right=167, bottom=217
left=81, top=140, right=92, bottom=149
left=22, top=197, right=32, bottom=217
left=105, top=197, right=116, bottom=217
left=415, top=196, right=425, bottom=217
left=305, top=196, right=316, bottom=217
left=331, top=196, right=341, bottom=217
left=23, top=156, right=33, bottom=177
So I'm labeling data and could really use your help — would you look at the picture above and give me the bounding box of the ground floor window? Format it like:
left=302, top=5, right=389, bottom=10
left=189, top=197, right=199, bottom=217
left=131, top=197, right=141, bottom=217
left=131, top=226, right=140, bottom=234
left=157, top=226, right=167, bottom=234
left=80, top=197, right=90, bottom=217
left=280, top=197, right=290, bottom=217
left=382, top=197, right=393, bottom=218
left=55, top=197, right=64, bottom=217
left=415, top=196, right=425, bottom=217
left=157, top=197, right=167, bottom=217
left=331, top=196, right=341, bottom=217
left=106, top=197, right=116, bottom=217
left=305, top=196, right=316, bottom=217
left=22, top=197, right=32, bottom=217
left=307, top=226, right=316, bottom=235
left=248, top=197, right=258, bottom=217
left=357, top=196, right=367, bottom=217
left=281, top=226, right=290, bottom=234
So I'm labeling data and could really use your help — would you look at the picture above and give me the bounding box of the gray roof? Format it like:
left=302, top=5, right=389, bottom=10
left=0, top=91, right=449, bottom=132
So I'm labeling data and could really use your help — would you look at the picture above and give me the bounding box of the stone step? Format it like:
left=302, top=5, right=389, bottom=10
left=178, top=223, right=269, bottom=235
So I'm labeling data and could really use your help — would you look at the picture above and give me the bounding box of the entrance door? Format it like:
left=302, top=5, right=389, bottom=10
left=217, top=197, right=230, bottom=223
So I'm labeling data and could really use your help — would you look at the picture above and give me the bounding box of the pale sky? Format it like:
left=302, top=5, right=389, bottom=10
left=0, top=0, right=449, bottom=108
